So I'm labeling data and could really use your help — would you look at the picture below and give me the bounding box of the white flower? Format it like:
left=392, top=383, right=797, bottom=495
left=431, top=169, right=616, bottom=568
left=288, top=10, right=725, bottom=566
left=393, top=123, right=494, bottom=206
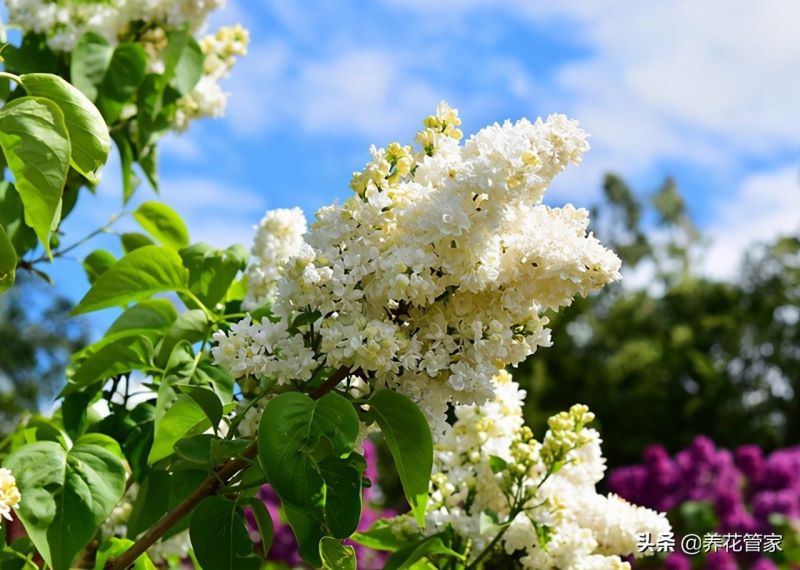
left=0, top=468, right=21, bottom=524
left=242, top=207, right=308, bottom=310
left=213, top=103, right=621, bottom=435
left=389, top=372, right=670, bottom=568
left=6, top=1, right=248, bottom=132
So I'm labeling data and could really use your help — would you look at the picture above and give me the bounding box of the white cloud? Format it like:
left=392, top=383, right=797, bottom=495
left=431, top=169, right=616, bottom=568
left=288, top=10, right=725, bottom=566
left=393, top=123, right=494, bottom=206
left=225, top=43, right=441, bottom=140
left=703, top=167, right=800, bottom=279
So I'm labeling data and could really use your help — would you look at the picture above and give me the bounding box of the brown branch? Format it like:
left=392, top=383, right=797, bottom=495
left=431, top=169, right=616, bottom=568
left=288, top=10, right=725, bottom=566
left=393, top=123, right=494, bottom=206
left=106, top=365, right=356, bottom=570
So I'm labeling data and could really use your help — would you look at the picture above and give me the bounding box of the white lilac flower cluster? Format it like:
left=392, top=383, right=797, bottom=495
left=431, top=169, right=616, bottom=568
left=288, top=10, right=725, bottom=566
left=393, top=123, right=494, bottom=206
left=392, top=371, right=670, bottom=569
left=4, top=0, right=248, bottom=131
left=212, top=103, right=621, bottom=436
left=0, top=468, right=21, bottom=526
left=242, top=207, right=308, bottom=311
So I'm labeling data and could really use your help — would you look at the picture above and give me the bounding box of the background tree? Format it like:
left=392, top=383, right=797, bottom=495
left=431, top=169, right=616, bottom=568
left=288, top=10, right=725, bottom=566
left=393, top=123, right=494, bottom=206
left=520, top=174, right=800, bottom=467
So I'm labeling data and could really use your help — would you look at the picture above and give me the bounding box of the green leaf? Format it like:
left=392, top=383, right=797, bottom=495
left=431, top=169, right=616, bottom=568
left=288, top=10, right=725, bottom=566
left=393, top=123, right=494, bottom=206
left=155, top=309, right=210, bottom=367
left=239, top=498, right=274, bottom=557
left=72, top=245, right=189, bottom=315
left=173, top=433, right=215, bottom=465
left=148, top=393, right=211, bottom=464
left=97, top=43, right=147, bottom=123
left=189, top=497, right=260, bottom=570
left=93, top=537, right=156, bottom=570
left=71, top=32, right=114, bottom=101
left=0, top=224, right=17, bottom=292
left=258, top=392, right=360, bottom=514
left=19, top=73, right=111, bottom=182
left=180, top=242, right=248, bottom=307
left=1, top=33, right=58, bottom=74
left=82, top=249, right=116, bottom=284
left=282, top=504, right=325, bottom=567
left=121, top=232, right=155, bottom=253
left=318, top=455, right=364, bottom=538
left=352, top=519, right=407, bottom=552
left=112, top=131, right=139, bottom=204
left=65, top=335, right=152, bottom=392
left=106, top=299, right=178, bottom=336
left=193, top=359, right=235, bottom=403
left=0, top=97, right=70, bottom=257
left=367, top=390, right=433, bottom=527
left=384, top=535, right=461, bottom=570
left=319, top=537, right=357, bottom=570
left=0, top=182, right=38, bottom=256
left=488, top=455, right=508, bottom=474
left=171, top=35, right=204, bottom=96
left=4, top=437, right=128, bottom=570
left=133, top=201, right=189, bottom=250
left=176, top=384, right=223, bottom=431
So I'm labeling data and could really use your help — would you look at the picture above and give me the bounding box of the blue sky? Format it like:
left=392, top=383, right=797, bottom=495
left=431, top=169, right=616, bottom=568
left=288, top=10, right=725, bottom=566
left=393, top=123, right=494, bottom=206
left=44, top=0, right=800, bottom=321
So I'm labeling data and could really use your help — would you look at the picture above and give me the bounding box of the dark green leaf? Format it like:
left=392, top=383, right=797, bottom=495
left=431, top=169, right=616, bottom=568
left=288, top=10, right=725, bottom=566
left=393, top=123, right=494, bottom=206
left=97, top=43, right=147, bottom=123
left=112, top=131, right=139, bottom=203
left=367, top=390, right=433, bottom=527
left=189, top=497, right=260, bottom=570
left=239, top=498, right=273, bottom=557
left=258, top=392, right=360, bottom=513
left=0, top=182, right=37, bottom=256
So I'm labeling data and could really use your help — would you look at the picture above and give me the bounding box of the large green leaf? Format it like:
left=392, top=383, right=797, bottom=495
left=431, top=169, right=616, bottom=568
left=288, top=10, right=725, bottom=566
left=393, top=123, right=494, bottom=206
left=258, top=392, right=359, bottom=512
left=258, top=391, right=362, bottom=563
left=367, top=390, right=433, bottom=527
left=0, top=97, right=70, bottom=256
left=19, top=73, right=111, bottom=182
left=70, top=32, right=114, bottom=101
left=180, top=242, right=248, bottom=307
left=133, top=201, right=190, bottom=250
left=189, top=497, right=260, bottom=570
left=72, top=245, right=189, bottom=315
left=4, top=437, right=128, bottom=570
left=0, top=224, right=16, bottom=292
